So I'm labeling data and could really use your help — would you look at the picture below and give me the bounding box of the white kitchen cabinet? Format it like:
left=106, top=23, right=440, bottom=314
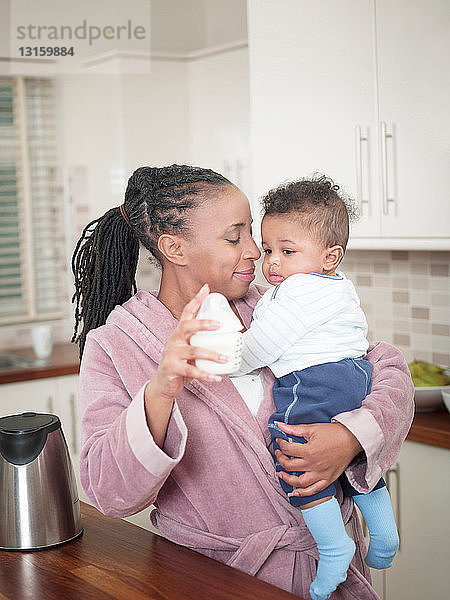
left=248, top=0, right=377, bottom=235
left=53, top=374, right=87, bottom=503
left=247, top=0, right=450, bottom=248
left=360, top=441, right=450, bottom=599
left=53, top=375, right=80, bottom=463
left=0, top=378, right=56, bottom=415
left=385, top=441, right=449, bottom=599
left=374, top=0, right=450, bottom=240
left=0, top=375, right=88, bottom=503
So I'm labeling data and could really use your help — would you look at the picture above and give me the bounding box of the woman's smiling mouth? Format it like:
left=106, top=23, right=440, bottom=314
left=233, top=269, right=255, bottom=282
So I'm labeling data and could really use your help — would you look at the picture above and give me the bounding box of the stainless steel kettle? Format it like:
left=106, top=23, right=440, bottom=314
left=0, top=412, right=83, bottom=550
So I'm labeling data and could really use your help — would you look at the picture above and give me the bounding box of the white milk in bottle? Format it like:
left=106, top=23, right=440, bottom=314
left=190, top=293, right=243, bottom=375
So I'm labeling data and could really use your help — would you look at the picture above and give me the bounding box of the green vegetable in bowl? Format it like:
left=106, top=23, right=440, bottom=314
left=408, top=360, right=450, bottom=387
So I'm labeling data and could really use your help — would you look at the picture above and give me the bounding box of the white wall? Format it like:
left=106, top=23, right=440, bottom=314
left=8, top=0, right=151, bottom=74
left=59, top=45, right=250, bottom=218
left=59, top=59, right=190, bottom=221
left=203, top=0, right=248, bottom=48
left=187, top=46, right=251, bottom=194
left=120, top=62, right=190, bottom=177
left=56, top=44, right=250, bottom=296
left=0, top=0, right=9, bottom=56
left=59, top=73, right=124, bottom=217
left=2, top=0, right=248, bottom=222
left=150, top=0, right=206, bottom=52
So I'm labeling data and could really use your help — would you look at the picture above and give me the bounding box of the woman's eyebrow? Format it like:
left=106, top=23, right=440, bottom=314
left=224, top=218, right=253, bottom=233
left=225, top=222, right=245, bottom=231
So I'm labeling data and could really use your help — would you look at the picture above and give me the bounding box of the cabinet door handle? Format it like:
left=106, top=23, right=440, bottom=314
left=386, top=463, right=401, bottom=551
left=47, top=396, right=54, bottom=414
left=69, top=393, right=77, bottom=455
left=380, top=121, right=395, bottom=215
left=355, top=125, right=370, bottom=215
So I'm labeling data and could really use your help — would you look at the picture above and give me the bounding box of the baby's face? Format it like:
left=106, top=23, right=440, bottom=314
left=261, top=214, right=327, bottom=285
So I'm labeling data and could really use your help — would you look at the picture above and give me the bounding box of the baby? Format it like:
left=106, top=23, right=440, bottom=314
left=235, top=175, right=399, bottom=600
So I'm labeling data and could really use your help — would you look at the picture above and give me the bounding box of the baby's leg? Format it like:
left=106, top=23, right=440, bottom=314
left=352, top=485, right=399, bottom=569
left=301, top=496, right=355, bottom=600
left=269, top=367, right=360, bottom=598
left=271, top=433, right=354, bottom=598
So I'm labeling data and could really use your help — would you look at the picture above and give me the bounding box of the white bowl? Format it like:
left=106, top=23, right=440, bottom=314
left=442, top=389, right=450, bottom=414
left=414, top=386, right=449, bottom=412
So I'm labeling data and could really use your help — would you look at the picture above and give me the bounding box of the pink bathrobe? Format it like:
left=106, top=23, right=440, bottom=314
left=79, top=285, right=414, bottom=599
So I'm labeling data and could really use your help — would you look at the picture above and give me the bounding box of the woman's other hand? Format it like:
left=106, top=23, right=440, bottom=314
left=274, top=422, right=363, bottom=497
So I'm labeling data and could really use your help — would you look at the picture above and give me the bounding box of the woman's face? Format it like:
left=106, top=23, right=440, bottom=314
left=183, top=185, right=261, bottom=300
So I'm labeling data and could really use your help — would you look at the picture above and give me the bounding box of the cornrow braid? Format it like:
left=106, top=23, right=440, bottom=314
left=71, top=164, right=230, bottom=360
left=123, top=165, right=230, bottom=259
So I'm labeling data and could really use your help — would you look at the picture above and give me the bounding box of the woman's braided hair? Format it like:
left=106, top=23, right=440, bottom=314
left=71, top=164, right=230, bottom=360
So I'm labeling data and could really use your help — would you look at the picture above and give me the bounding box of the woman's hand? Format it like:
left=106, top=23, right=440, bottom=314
left=144, top=283, right=228, bottom=447
left=274, top=421, right=363, bottom=497
left=150, top=283, right=228, bottom=400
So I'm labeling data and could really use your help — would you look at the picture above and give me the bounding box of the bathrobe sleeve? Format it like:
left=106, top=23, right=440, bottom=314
left=333, top=341, right=414, bottom=493
left=78, top=332, right=188, bottom=518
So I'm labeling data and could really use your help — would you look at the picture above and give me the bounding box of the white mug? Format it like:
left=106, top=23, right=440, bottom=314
left=31, top=325, right=53, bottom=360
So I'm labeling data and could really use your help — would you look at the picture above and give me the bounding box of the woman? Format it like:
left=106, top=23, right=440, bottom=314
left=72, top=165, right=414, bottom=599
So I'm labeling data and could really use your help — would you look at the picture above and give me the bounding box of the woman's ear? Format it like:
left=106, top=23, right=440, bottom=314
left=157, top=234, right=187, bottom=266
left=323, top=245, right=344, bottom=273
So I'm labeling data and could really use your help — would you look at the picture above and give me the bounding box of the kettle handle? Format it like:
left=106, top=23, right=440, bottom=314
left=0, top=428, right=48, bottom=465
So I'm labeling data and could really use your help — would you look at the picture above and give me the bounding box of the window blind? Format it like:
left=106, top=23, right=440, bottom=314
left=0, top=77, right=67, bottom=324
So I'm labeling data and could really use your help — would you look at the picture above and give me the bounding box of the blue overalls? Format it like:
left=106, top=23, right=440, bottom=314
left=269, top=356, right=385, bottom=506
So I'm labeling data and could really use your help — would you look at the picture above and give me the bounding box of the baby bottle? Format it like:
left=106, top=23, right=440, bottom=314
left=190, top=293, right=243, bottom=375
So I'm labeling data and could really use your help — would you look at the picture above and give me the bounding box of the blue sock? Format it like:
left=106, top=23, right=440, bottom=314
left=353, top=486, right=399, bottom=569
left=302, top=497, right=355, bottom=600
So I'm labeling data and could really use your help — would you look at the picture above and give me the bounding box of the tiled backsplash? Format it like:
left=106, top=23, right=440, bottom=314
left=341, top=250, right=449, bottom=367
left=1, top=250, right=449, bottom=369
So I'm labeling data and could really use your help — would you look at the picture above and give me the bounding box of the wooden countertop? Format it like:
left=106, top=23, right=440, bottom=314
left=0, top=502, right=300, bottom=600
left=407, top=408, right=450, bottom=449
left=2, top=344, right=449, bottom=449
left=0, top=343, right=79, bottom=384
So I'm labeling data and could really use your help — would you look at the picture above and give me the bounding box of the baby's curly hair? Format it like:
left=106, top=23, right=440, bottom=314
left=262, top=174, right=358, bottom=251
